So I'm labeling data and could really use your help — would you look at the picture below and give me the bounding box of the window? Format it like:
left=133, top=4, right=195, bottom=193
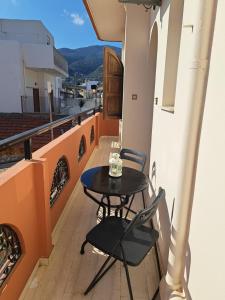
left=90, top=126, right=95, bottom=144
left=78, top=135, right=86, bottom=161
left=47, top=35, right=50, bottom=45
left=50, top=157, right=69, bottom=207
left=162, top=0, right=184, bottom=108
left=0, top=225, right=21, bottom=288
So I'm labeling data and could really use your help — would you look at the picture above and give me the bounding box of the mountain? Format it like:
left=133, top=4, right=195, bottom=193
left=58, top=45, right=121, bottom=82
left=87, top=65, right=103, bottom=81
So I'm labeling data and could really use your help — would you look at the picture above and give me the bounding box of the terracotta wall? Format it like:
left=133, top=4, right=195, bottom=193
left=0, top=113, right=118, bottom=300
left=0, top=163, right=41, bottom=300
left=98, top=113, right=119, bottom=137
left=40, top=116, right=97, bottom=230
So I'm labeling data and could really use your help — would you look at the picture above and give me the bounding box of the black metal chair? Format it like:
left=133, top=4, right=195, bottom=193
left=81, top=188, right=164, bottom=300
left=120, top=148, right=147, bottom=216
left=120, top=148, right=146, bottom=173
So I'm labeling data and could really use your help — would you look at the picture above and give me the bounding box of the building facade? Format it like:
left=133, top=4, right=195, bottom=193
left=0, top=19, right=68, bottom=113
left=84, top=0, right=225, bottom=299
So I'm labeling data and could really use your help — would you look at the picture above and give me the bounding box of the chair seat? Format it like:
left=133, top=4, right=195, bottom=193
left=86, top=216, right=159, bottom=266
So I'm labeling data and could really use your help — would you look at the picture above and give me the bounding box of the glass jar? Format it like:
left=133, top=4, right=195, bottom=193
left=109, top=153, right=123, bottom=177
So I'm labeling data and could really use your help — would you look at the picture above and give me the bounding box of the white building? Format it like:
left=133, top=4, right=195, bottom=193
left=0, top=19, right=68, bottom=113
left=81, top=80, right=98, bottom=91
left=79, top=80, right=99, bottom=98
left=84, top=0, right=225, bottom=299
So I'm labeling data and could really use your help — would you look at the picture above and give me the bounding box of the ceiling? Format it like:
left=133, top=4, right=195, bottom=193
left=83, top=0, right=126, bottom=42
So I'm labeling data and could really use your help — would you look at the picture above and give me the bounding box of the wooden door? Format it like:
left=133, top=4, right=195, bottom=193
left=33, top=88, right=40, bottom=112
left=50, top=90, right=55, bottom=113
left=103, top=47, right=123, bottom=119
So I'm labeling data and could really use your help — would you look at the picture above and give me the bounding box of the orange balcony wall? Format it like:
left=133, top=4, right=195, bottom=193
left=0, top=113, right=119, bottom=300
left=98, top=113, right=119, bottom=137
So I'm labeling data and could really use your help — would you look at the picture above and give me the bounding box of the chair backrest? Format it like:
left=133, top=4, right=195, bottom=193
left=120, top=148, right=146, bottom=172
left=122, top=188, right=165, bottom=238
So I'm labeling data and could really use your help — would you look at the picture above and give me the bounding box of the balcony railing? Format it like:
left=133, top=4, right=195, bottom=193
left=0, top=107, right=101, bottom=160
left=21, top=95, right=54, bottom=114
left=0, top=111, right=119, bottom=299
left=53, top=47, right=68, bottom=74
left=21, top=96, right=101, bottom=115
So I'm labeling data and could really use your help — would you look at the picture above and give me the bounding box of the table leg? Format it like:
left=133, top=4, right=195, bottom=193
left=115, top=195, right=130, bottom=218
left=106, top=196, right=111, bottom=217
left=83, top=187, right=107, bottom=218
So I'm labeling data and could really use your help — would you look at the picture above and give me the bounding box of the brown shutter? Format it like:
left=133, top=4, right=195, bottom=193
left=33, top=88, right=40, bottom=112
left=103, top=47, right=123, bottom=119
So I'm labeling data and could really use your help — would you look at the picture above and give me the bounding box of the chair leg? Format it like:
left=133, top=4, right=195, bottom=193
left=96, top=195, right=108, bottom=219
left=152, top=287, right=159, bottom=300
left=96, top=195, right=104, bottom=216
left=150, top=220, right=162, bottom=279
left=149, top=221, right=161, bottom=300
left=96, top=205, right=101, bottom=216
left=141, top=190, right=146, bottom=209
left=121, top=246, right=134, bottom=300
left=80, top=240, right=88, bottom=255
left=106, top=196, right=111, bottom=216
left=154, top=243, right=161, bottom=278
left=123, top=260, right=133, bottom=300
left=84, top=256, right=117, bottom=295
left=125, top=194, right=135, bottom=219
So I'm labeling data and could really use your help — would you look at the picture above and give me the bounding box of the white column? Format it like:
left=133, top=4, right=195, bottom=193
left=161, top=1, right=218, bottom=298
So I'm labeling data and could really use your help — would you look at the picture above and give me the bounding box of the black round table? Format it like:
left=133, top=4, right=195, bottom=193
left=81, top=166, right=149, bottom=218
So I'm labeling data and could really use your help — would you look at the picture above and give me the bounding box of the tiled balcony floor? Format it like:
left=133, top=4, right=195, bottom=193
left=21, top=137, right=160, bottom=300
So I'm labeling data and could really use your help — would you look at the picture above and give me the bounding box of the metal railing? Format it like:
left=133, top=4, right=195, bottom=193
left=21, top=96, right=54, bottom=114
left=0, top=106, right=101, bottom=160
left=21, top=96, right=101, bottom=115
left=58, top=97, right=101, bottom=115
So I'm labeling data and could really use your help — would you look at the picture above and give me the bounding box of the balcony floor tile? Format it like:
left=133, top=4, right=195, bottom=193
left=21, top=137, right=160, bottom=300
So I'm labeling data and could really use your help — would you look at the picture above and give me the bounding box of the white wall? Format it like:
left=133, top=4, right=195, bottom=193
left=25, top=69, right=43, bottom=96
left=23, top=69, right=60, bottom=113
left=122, top=5, right=153, bottom=173
left=148, top=0, right=225, bottom=299
left=23, top=69, right=43, bottom=112
left=0, top=40, right=23, bottom=112
left=0, top=19, right=54, bottom=46
left=55, top=77, right=63, bottom=98
left=0, top=20, right=66, bottom=114
left=187, top=1, right=225, bottom=298
left=121, top=2, right=180, bottom=271
left=44, top=73, right=61, bottom=112
left=44, top=73, right=56, bottom=96
left=149, top=0, right=186, bottom=273
left=23, top=43, right=54, bottom=69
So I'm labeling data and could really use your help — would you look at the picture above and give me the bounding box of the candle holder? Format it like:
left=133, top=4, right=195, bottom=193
left=109, top=152, right=123, bottom=177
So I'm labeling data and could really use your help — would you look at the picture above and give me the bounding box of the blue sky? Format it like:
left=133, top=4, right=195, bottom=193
left=0, top=0, right=121, bottom=49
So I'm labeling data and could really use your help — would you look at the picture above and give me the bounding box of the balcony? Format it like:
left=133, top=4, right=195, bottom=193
left=22, top=44, right=68, bottom=77
left=21, top=95, right=101, bottom=115
left=0, top=112, right=160, bottom=300
left=53, top=47, right=68, bottom=75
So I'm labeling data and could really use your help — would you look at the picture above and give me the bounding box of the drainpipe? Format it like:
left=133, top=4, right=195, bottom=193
left=162, top=0, right=218, bottom=298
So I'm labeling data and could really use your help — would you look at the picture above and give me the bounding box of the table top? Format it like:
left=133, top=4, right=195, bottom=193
left=81, top=166, right=149, bottom=196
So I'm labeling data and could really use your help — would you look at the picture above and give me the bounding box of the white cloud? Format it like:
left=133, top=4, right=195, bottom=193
left=71, top=13, right=84, bottom=26
left=63, top=9, right=85, bottom=26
